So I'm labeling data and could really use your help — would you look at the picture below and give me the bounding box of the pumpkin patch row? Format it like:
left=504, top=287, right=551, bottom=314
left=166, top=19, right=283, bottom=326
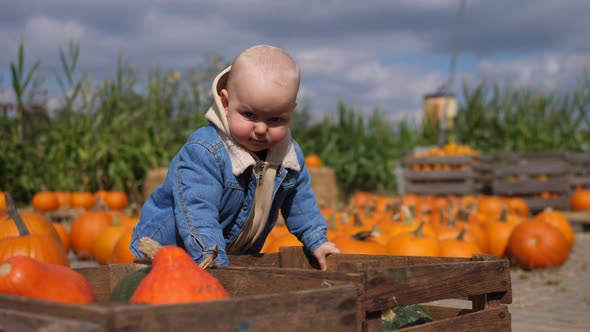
left=263, top=193, right=575, bottom=270
left=0, top=190, right=130, bottom=213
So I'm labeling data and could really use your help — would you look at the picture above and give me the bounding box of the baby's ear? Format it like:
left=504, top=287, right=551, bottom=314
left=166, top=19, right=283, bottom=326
left=220, top=89, right=229, bottom=109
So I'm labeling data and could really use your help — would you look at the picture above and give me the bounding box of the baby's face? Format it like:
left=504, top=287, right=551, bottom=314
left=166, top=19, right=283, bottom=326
left=223, top=74, right=297, bottom=152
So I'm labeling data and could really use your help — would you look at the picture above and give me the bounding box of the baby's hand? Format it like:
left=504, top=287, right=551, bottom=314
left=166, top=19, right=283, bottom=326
left=312, top=241, right=341, bottom=271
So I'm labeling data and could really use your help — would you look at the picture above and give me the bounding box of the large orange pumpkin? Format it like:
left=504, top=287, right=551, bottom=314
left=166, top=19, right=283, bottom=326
left=0, top=195, right=68, bottom=266
left=0, top=255, right=95, bottom=304
left=570, top=190, right=590, bottom=211
left=0, top=209, right=62, bottom=244
left=130, top=240, right=229, bottom=304
left=507, top=219, right=570, bottom=269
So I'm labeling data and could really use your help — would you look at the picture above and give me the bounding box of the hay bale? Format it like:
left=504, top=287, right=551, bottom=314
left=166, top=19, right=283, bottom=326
left=142, top=168, right=169, bottom=203
left=308, top=167, right=342, bottom=209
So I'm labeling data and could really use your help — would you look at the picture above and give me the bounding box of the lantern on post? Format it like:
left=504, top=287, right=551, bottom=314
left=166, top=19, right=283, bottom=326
left=422, top=92, right=457, bottom=146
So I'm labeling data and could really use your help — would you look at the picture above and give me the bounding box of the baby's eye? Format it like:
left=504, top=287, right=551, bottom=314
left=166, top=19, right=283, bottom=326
left=269, top=117, right=287, bottom=124
left=242, top=112, right=256, bottom=120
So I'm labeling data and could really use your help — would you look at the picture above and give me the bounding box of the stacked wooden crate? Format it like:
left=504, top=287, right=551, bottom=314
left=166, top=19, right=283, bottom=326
left=565, top=152, right=590, bottom=190
left=490, top=152, right=571, bottom=213
left=403, top=154, right=493, bottom=196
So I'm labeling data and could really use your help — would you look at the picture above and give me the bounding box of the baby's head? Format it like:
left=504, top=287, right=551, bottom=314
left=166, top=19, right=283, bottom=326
left=221, top=45, right=300, bottom=152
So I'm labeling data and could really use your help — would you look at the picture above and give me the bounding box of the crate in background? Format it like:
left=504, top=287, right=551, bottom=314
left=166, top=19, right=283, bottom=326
left=403, top=155, right=493, bottom=196
left=229, top=246, right=512, bottom=332
left=490, top=152, right=571, bottom=213
left=565, top=152, right=590, bottom=190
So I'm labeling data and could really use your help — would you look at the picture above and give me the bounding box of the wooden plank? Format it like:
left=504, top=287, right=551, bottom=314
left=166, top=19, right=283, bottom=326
left=106, top=286, right=362, bottom=332
left=404, top=181, right=475, bottom=196
left=401, top=306, right=511, bottom=332
left=492, top=178, right=570, bottom=195
left=360, top=260, right=510, bottom=311
left=563, top=210, right=590, bottom=223
left=524, top=197, right=570, bottom=213
left=404, top=169, right=475, bottom=180
left=494, top=162, right=570, bottom=177
left=0, top=310, right=103, bottom=332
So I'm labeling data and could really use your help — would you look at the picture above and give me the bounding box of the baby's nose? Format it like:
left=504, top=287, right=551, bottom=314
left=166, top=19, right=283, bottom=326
left=254, top=122, right=267, bottom=134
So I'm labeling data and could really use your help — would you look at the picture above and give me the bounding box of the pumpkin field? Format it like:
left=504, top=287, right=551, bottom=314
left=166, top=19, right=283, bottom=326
left=1, top=41, right=590, bottom=331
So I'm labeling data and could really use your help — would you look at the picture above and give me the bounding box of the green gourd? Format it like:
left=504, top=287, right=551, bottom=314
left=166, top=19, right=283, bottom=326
left=110, top=266, right=151, bottom=302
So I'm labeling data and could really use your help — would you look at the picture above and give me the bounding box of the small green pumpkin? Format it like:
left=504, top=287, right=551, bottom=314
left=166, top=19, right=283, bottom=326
left=110, top=266, right=151, bottom=302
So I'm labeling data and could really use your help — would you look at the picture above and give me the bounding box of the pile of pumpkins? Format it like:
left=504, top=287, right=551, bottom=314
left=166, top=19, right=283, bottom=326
left=410, top=142, right=481, bottom=171
left=263, top=191, right=589, bottom=270
left=0, top=192, right=229, bottom=305
left=0, top=190, right=138, bottom=266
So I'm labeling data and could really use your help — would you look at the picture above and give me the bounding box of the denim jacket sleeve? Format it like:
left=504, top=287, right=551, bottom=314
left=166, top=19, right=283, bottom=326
left=173, top=141, right=231, bottom=266
left=280, top=145, right=329, bottom=254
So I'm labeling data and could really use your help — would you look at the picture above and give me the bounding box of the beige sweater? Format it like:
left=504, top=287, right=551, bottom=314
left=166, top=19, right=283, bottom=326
left=205, top=66, right=300, bottom=254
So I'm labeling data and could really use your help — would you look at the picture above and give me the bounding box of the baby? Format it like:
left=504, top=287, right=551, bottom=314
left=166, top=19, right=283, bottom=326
left=131, top=45, right=340, bottom=270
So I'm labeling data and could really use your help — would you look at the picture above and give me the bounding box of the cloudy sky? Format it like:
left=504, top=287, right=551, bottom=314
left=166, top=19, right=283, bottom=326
left=1, top=0, right=589, bottom=123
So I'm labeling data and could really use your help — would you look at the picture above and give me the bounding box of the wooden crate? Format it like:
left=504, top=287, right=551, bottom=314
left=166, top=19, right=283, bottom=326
left=403, top=155, right=493, bottom=196
left=490, top=152, right=572, bottom=213
left=0, top=263, right=363, bottom=332
left=228, top=247, right=512, bottom=332
left=564, top=152, right=590, bottom=190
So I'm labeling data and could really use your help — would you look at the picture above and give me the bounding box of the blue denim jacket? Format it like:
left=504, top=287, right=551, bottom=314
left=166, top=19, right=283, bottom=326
left=130, top=124, right=328, bottom=266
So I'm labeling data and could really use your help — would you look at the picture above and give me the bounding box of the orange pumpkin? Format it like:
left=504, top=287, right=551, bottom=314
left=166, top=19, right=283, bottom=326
left=439, top=228, right=482, bottom=258
left=0, top=195, right=68, bottom=266
left=111, top=227, right=136, bottom=264
left=130, top=242, right=229, bottom=304
left=52, top=222, right=70, bottom=252
left=533, top=209, right=575, bottom=249
left=104, top=191, right=129, bottom=210
left=386, top=222, right=441, bottom=257
left=261, top=232, right=303, bottom=253
left=0, top=192, right=6, bottom=212
left=0, top=255, right=96, bottom=304
left=70, top=192, right=96, bottom=209
left=94, top=219, right=129, bottom=265
left=31, top=191, right=59, bottom=212
left=70, top=211, right=113, bottom=258
left=331, top=231, right=388, bottom=255
left=0, top=209, right=62, bottom=244
left=481, top=213, right=518, bottom=258
left=507, top=220, right=570, bottom=269
left=54, top=191, right=72, bottom=209
left=304, top=154, right=322, bottom=168
left=476, top=196, right=504, bottom=218
left=570, top=189, right=590, bottom=211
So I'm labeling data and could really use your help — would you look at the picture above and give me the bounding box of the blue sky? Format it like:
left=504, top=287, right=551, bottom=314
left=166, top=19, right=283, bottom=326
left=1, top=0, right=589, bottom=124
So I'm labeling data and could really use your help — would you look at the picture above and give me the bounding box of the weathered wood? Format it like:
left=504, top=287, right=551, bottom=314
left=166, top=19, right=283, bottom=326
left=492, top=178, right=570, bottom=195
left=0, top=310, right=103, bottom=332
left=403, top=154, right=493, bottom=195
left=402, top=306, right=511, bottom=332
